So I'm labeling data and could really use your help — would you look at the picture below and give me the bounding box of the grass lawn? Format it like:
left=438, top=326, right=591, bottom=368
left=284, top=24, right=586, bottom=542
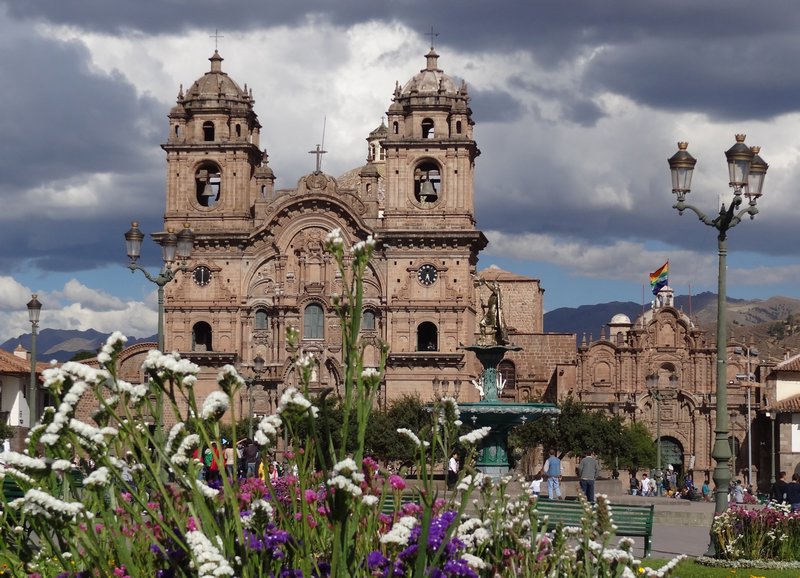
left=647, top=559, right=800, bottom=577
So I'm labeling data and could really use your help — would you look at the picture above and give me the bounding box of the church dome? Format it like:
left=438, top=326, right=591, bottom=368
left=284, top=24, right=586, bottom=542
left=400, top=48, right=459, bottom=96
left=610, top=314, right=632, bottom=325
left=182, top=51, right=253, bottom=110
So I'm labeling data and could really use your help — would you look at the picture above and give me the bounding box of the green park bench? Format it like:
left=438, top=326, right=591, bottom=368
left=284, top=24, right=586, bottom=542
left=2, top=477, right=25, bottom=502
left=534, top=498, right=655, bottom=557
left=380, top=493, right=420, bottom=516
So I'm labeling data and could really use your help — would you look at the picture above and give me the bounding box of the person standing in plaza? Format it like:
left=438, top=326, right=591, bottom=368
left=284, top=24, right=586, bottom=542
left=578, top=450, right=599, bottom=502
left=544, top=449, right=562, bottom=499
left=447, top=451, right=459, bottom=490
left=770, top=471, right=789, bottom=504
left=786, top=473, right=800, bottom=511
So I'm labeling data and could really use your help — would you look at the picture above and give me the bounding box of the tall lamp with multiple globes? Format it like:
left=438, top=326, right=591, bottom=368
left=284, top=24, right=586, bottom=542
left=668, top=135, right=768, bottom=527
left=124, top=221, right=194, bottom=352
left=26, top=294, right=42, bottom=427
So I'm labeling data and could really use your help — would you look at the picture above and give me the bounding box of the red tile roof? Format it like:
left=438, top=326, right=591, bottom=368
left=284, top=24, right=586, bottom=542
left=774, top=353, right=800, bottom=372
left=774, top=394, right=800, bottom=412
left=0, top=348, right=48, bottom=375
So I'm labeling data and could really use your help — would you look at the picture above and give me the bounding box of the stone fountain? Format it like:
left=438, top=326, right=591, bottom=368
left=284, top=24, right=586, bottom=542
left=458, top=276, right=559, bottom=477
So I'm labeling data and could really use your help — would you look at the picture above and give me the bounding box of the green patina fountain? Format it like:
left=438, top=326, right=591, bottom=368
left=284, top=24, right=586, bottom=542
left=459, top=276, right=559, bottom=477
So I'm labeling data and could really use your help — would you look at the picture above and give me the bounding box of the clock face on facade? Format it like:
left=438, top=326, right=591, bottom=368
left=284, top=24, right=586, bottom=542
left=417, top=264, right=438, bottom=286
left=193, top=266, right=212, bottom=286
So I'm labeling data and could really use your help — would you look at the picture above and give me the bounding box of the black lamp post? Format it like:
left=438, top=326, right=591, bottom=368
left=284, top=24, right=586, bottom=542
left=646, top=373, right=662, bottom=494
left=26, top=294, right=42, bottom=427
left=668, top=135, right=768, bottom=541
left=124, top=221, right=194, bottom=351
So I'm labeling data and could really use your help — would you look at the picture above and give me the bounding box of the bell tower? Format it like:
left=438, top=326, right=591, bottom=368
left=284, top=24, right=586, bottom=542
left=379, top=47, right=487, bottom=396
left=162, top=50, right=264, bottom=234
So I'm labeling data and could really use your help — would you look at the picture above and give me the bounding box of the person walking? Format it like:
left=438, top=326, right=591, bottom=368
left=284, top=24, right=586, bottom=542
left=732, top=479, right=745, bottom=504
left=529, top=470, right=544, bottom=498
left=578, top=450, right=599, bottom=502
left=544, top=449, right=562, bottom=499
left=629, top=471, right=640, bottom=496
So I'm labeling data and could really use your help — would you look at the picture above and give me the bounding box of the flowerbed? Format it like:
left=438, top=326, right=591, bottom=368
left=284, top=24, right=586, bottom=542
left=711, top=503, right=800, bottom=561
left=0, top=229, right=683, bottom=577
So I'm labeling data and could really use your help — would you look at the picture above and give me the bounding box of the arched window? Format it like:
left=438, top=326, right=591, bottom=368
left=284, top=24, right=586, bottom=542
left=255, top=308, right=269, bottom=330
left=417, top=322, right=438, bottom=351
left=235, top=124, right=242, bottom=138
left=202, top=121, right=215, bottom=141
left=192, top=322, right=213, bottom=352
left=195, top=163, right=221, bottom=207
left=414, top=161, right=441, bottom=203
left=363, top=310, right=376, bottom=331
left=456, top=120, right=462, bottom=134
left=498, top=360, right=516, bottom=394
left=393, top=121, right=399, bottom=134
left=421, top=118, right=435, bottom=139
left=304, top=303, right=324, bottom=339
left=174, top=125, right=180, bottom=137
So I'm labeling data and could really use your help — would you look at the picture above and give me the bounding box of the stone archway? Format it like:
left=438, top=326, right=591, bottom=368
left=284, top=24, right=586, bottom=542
left=660, top=436, right=684, bottom=475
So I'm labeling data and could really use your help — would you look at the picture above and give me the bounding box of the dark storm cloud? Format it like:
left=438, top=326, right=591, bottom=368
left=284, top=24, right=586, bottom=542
left=0, top=35, right=162, bottom=189
left=469, top=88, right=525, bottom=123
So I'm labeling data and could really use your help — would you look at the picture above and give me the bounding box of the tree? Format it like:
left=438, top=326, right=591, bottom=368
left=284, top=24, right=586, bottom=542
left=365, top=394, right=428, bottom=465
left=508, top=397, right=656, bottom=473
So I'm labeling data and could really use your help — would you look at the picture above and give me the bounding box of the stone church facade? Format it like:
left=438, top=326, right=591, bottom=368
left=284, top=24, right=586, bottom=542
left=572, top=285, right=765, bottom=484
left=142, top=48, right=576, bottom=422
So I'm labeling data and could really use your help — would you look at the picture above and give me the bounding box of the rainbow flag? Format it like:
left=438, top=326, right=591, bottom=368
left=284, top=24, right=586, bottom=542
left=649, top=261, right=669, bottom=295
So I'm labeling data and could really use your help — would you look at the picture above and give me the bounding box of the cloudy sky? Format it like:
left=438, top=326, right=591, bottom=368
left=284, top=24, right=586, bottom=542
left=2, top=0, right=800, bottom=344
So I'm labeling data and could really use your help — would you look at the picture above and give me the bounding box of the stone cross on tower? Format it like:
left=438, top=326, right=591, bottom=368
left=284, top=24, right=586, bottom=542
left=209, top=29, right=224, bottom=50
left=425, top=26, right=439, bottom=49
left=308, top=144, right=328, bottom=174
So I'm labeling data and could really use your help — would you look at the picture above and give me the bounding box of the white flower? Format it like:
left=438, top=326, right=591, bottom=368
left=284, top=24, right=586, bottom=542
left=362, top=495, right=379, bottom=507
left=195, top=480, right=220, bottom=499
left=327, top=458, right=366, bottom=498
left=201, top=391, right=230, bottom=421
left=165, top=422, right=185, bottom=455
left=380, top=515, right=418, bottom=546
left=12, top=489, right=84, bottom=521
left=277, top=387, right=318, bottom=418
left=397, top=428, right=422, bottom=447
left=254, top=414, right=282, bottom=447
left=459, top=426, right=491, bottom=445
left=325, top=228, right=345, bottom=250
left=217, top=365, right=245, bottom=389
left=350, top=235, right=376, bottom=256
left=186, top=530, right=235, bottom=578
left=50, top=459, right=72, bottom=473
left=171, top=434, right=200, bottom=467
left=97, top=332, right=128, bottom=366
left=0, top=452, right=47, bottom=471
left=461, top=553, right=487, bottom=570
left=83, top=467, right=111, bottom=488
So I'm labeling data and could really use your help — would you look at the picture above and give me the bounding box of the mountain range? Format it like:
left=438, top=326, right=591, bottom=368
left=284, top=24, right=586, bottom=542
left=3, top=292, right=800, bottom=362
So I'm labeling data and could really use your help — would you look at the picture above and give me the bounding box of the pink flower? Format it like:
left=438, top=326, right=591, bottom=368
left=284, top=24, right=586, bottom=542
left=285, top=451, right=295, bottom=460
left=94, top=523, right=105, bottom=533
left=187, top=517, right=198, bottom=532
left=305, top=489, right=317, bottom=504
left=389, top=475, right=406, bottom=491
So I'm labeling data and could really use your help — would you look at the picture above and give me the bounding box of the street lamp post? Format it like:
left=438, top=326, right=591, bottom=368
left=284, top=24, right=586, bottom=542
left=26, top=294, right=42, bottom=427
left=646, top=373, right=662, bottom=495
left=766, top=408, right=776, bottom=485
left=124, top=221, right=194, bottom=351
left=668, top=135, right=768, bottom=522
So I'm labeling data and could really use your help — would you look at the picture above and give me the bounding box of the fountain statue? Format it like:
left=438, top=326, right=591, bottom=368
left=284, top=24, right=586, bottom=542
left=459, top=275, right=559, bottom=477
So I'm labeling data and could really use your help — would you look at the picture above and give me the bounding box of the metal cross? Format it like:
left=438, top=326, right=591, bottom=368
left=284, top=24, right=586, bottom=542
left=210, top=29, right=224, bottom=50
left=425, top=26, right=439, bottom=49
left=308, top=144, right=327, bottom=173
